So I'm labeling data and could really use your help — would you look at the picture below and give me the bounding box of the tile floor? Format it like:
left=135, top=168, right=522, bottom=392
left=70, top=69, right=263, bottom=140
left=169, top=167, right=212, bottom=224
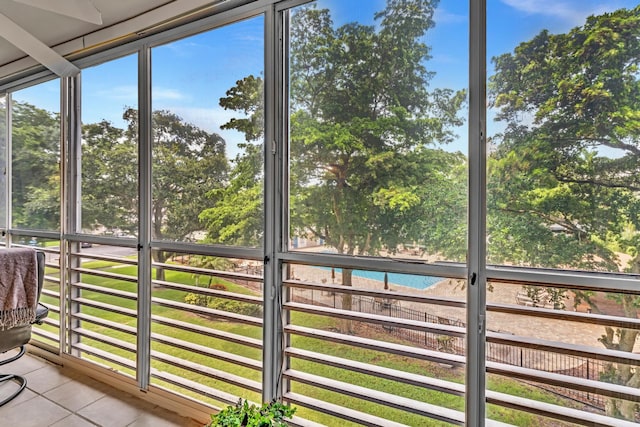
left=0, top=350, right=204, bottom=427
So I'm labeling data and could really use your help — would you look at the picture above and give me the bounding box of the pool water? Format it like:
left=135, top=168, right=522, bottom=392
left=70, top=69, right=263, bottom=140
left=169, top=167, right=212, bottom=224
left=318, top=267, right=441, bottom=290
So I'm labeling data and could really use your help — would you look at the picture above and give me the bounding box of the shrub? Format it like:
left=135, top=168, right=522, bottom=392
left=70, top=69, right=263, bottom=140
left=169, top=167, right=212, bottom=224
left=184, top=292, right=262, bottom=317
left=208, top=298, right=263, bottom=317
left=208, top=399, right=296, bottom=427
left=184, top=292, right=210, bottom=307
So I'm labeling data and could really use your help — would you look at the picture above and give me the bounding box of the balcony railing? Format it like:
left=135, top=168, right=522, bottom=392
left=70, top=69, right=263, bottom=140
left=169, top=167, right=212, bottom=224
left=24, top=242, right=640, bottom=426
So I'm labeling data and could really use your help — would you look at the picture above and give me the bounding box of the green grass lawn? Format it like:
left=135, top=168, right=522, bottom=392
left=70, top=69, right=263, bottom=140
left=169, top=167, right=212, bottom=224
left=38, top=259, right=575, bottom=426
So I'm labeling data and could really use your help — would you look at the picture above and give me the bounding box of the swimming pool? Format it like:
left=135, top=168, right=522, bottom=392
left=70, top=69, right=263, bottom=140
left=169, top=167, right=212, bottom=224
left=318, top=267, right=441, bottom=290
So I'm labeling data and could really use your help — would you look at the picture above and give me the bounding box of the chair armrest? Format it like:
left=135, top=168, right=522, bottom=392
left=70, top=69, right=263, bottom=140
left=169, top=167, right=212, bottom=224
left=34, top=303, right=48, bottom=325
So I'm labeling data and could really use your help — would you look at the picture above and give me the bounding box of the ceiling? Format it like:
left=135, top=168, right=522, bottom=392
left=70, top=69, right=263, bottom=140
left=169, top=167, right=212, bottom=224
left=0, top=0, right=238, bottom=82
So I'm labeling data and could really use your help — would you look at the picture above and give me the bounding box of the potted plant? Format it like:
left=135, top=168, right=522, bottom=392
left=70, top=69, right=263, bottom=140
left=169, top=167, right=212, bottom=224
left=208, top=399, right=296, bottom=427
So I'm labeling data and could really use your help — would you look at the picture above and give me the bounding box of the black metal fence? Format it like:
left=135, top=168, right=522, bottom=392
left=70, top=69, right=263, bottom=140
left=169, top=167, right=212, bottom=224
left=290, top=288, right=610, bottom=411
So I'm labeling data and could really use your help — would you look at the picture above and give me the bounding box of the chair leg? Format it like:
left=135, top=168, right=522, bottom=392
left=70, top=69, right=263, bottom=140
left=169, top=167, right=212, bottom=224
left=0, top=346, right=28, bottom=406
left=0, top=374, right=26, bottom=407
left=0, top=345, right=26, bottom=367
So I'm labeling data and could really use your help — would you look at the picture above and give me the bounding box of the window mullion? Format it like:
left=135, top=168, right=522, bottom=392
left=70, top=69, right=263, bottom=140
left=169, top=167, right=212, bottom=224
left=137, top=46, right=152, bottom=391
left=61, top=75, right=82, bottom=355
left=467, top=0, right=487, bottom=425
left=262, top=4, right=283, bottom=403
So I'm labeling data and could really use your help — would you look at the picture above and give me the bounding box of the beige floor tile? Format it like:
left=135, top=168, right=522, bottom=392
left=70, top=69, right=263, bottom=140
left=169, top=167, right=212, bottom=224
left=0, top=395, right=71, bottom=427
left=0, top=381, right=37, bottom=408
left=1, top=355, right=205, bottom=427
left=50, top=414, right=100, bottom=427
left=127, top=408, right=203, bottom=427
left=1, top=349, right=48, bottom=375
left=77, top=394, right=148, bottom=427
left=23, top=364, right=76, bottom=394
left=44, top=377, right=107, bottom=412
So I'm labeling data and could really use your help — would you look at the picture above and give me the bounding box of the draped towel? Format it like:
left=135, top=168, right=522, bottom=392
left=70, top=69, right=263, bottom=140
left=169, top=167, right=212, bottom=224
left=0, top=248, right=38, bottom=330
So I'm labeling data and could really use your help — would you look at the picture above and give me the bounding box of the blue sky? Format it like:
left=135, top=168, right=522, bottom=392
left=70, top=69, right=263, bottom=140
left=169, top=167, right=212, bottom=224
left=12, top=0, right=640, bottom=156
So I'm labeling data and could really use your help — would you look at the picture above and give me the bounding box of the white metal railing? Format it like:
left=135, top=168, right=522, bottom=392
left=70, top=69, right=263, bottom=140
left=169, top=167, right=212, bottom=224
left=23, top=243, right=640, bottom=426
left=31, top=245, right=62, bottom=350
left=58, top=247, right=265, bottom=411
left=278, top=260, right=640, bottom=426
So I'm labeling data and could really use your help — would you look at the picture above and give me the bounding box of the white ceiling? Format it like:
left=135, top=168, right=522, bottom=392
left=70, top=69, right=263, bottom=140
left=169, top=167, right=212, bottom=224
left=0, top=0, right=234, bottom=81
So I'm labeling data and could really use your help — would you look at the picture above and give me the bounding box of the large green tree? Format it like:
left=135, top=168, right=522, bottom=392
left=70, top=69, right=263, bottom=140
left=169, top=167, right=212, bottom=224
left=489, top=6, right=640, bottom=420
left=135, top=108, right=228, bottom=279
left=211, top=0, right=467, bottom=334
left=288, top=1, right=465, bottom=261
left=199, top=142, right=263, bottom=247
left=11, top=101, right=61, bottom=230
left=82, top=120, right=137, bottom=233
left=82, top=109, right=228, bottom=279
left=199, top=75, right=264, bottom=248
left=146, top=109, right=228, bottom=244
left=213, top=0, right=466, bottom=257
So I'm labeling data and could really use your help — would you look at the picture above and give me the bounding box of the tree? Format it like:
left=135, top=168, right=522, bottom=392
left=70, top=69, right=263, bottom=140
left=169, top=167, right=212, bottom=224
left=200, top=74, right=264, bottom=247
left=146, top=109, right=228, bottom=244
left=289, top=0, right=466, bottom=310
left=199, top=141, right=263, bottom=247
left=216, top=1, right=467, bottom=256
left=489, top=6, right=640, bottom=420
left=139, top=108, right=228, bottom=279
left=82, top=109, right=228, bottom=280
left=213, top=0, right=467, bottom=332
left=11, top=101, right=61, bottom=230
left=82, top=120, right=137, bottom=234
left=289, top=0, right=465, bottom=250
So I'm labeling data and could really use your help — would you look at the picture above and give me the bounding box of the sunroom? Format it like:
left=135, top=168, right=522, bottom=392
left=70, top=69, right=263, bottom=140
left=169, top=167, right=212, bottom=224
left=0, top=0, right=638, bottom=426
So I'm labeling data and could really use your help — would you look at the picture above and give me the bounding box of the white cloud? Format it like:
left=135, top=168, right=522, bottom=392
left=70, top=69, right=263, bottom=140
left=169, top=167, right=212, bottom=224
left=157, top=41, right=210, bottom=58
left=168, top=106, right=234, bottom=132
left=97, top=85, right=137, bottom=101
left=152, top=87, right=187, bottom=101
left=168, top=106, right=249, bottom=157
left=96, top=85, right=186, bottom=103
left=434, top=8, right=467, bottom=25
left=501, top=0, right=619, bottom=26
left=431, top=53, right=461, bottom=65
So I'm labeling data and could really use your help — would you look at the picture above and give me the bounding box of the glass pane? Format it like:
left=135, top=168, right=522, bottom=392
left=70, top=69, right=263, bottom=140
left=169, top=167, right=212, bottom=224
left=151, top=16, right=264, bottom=247
left=288, top=0, right=468, bottom=264
left=0, top=95, right=5, bottom=228
left=14, top=234, right=61, bottom=349
left=11, top=80, right=61, bottom=231
left=150, top=250, right=263, bottom=406
left=285, top=1, right=469, bottom=424
left=487, top=1, right=640, bottom=425
left=487, top=280, right=640, bottom=424
left=81, top=54, right=138, bottom=237
left=285, top=260, right=468, bottom=425
left=68, top=244, right=139, bottom=377
left=487, top=0, right=640, bottom=275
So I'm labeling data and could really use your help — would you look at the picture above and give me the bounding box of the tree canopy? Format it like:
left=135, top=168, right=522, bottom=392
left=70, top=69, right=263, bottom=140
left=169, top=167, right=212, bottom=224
left=489, top=6, right=640, bottom=273
left=288, top=1, right=466, bottom=257
left=80, top=108, right=228, bottom=243
left=214, top=0, right=467, bottom=262
left=489, top=5, right=640, bottom=420
left=11, top=101, right=61, bottom=230
left=82, top=119, right=137, bottom=234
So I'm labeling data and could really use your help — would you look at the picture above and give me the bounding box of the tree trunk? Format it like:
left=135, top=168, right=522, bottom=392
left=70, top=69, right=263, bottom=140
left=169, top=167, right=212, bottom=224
left=152, top=203, right=165, bottom=281
left=341, top=268, right=353, bottom=334
left=153, top=249, right=168, bottom=282
left=598, top=292, right=639, bottom=420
